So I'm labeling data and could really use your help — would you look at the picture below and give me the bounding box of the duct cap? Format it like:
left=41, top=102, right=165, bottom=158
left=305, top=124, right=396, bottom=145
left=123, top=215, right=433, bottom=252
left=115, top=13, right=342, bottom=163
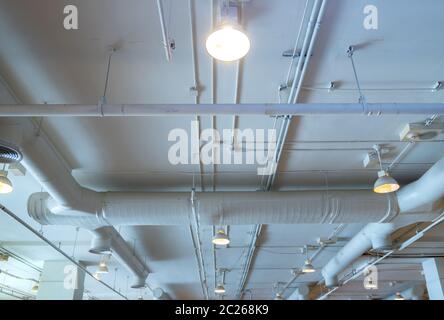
left=0, top=141, right=22, bottom=164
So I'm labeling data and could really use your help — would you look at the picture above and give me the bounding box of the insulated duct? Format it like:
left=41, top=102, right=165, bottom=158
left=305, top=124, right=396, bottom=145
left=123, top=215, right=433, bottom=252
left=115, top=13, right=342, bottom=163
left=29, top=190, right=402, bottom=227
left=320, top=155, right=444, bottom=289
left=1, top=119, right=148, bottom=289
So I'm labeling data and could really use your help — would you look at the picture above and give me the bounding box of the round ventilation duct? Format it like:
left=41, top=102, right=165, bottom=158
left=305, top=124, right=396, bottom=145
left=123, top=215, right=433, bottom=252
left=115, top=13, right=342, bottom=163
left=0, top=141, right=22, bottom=164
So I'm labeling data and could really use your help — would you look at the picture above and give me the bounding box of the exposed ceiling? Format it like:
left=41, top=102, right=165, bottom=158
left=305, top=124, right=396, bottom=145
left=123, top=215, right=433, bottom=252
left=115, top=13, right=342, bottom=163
left=0, top=0, right=444, bottom=300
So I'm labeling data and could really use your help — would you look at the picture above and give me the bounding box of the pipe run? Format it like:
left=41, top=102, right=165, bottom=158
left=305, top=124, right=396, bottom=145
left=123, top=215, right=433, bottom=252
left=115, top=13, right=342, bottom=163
left=0, top=103, right=443, bottom=116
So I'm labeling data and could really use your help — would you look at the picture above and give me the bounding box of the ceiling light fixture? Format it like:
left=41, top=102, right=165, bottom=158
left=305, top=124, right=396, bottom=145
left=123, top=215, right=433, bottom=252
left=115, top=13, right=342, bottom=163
left=372, top=145, right=400, bottom=194
left=212, top=229, right=230, bottom=246
left=0, top=169, right=13, bottom=194
left=301, top=246, right=316, bottom=273
left=274, top=293, right=284, bottom=300
left=374, top=170, right=400, bottom=194
left=214, top=284, right=226, bottom=295
left=206, top=1, right=250, bottom=62
left=394, top=292, right=405, bottom=300
left=302, top=260, right=316, bottom=273
left=97, top=264, right=109, bottom=274
left=96, top=256, right=109, bottom=274
left=31, top=284, right=39, bottom=293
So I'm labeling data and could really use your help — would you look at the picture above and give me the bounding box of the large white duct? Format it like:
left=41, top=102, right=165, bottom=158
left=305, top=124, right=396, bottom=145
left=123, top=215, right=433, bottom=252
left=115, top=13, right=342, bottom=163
left=1, top=119, right=148, bottom=289
left=320, top=155, right=444, bottom=289
left=28, top=190, right=401, bottom=227
left=321, top=223, right=396, bottom=288
left=397, top=156, right=444, bottom=212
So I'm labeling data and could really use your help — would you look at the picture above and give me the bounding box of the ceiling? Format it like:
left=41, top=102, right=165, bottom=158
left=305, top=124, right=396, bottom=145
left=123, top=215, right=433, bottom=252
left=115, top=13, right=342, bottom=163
left=0, top=0, right=444, bottom=300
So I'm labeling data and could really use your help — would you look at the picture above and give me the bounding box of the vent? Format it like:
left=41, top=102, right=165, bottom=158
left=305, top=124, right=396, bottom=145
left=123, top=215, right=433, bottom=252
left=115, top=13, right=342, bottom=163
left=0, top=141, right=22, bottom=164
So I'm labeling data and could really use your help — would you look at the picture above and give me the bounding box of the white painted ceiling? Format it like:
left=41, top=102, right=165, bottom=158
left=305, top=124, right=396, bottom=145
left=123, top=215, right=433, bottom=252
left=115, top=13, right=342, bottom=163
left=0, top=0, right=444, bottom=300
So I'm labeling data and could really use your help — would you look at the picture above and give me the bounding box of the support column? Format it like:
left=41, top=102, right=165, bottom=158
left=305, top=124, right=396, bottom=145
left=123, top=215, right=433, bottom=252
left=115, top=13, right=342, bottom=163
left=422, top=258, right=444, bottom=300
left=36, top=260, right=85, bottom=300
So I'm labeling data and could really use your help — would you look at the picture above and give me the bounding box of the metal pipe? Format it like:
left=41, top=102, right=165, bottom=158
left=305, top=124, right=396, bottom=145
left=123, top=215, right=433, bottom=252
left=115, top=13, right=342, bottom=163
left=0, top=103, right=443, bottom=116
left=236, top=224, right=262, bottom=298
left=156, top=0, right=172, bottom=61
left=190, top=190, right=210, bottom=299
left=266, top=0, right=329, bottom=190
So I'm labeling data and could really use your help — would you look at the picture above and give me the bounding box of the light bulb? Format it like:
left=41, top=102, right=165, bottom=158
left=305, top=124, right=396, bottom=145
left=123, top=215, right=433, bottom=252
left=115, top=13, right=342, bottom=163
left=212, top=230, right=230, bottom=246
left=214, top=284, right=226, bottom=295
left=206, top=25, right=250, bottom=62
left=0, top=170, right=13, bottom=194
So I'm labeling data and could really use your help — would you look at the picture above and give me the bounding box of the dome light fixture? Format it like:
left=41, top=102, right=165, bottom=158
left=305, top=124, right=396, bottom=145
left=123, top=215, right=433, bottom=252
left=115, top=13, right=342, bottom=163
left=374, top=170, right=400, bottom=194
left=274, top=293, right=284, bottom=300
left=214, top=284, right=226, bottom=295
left=206, top=25, right=250, bottom=62
left=31, top=283, right=39, bottom=293
left=302, top=260, right=316, bottom=273
left=212, top=229, right=230, bottom=246
left=97, top=263, right=109, bottom=274
left=206, top=0, right=250, bottom=62
left=394, top=292, right=405, bottom=300
left=96, top=256, right=109, bottom=274
left=0, top=169, right=13, bottom=194
left=372, top=145, right=400, bottom=194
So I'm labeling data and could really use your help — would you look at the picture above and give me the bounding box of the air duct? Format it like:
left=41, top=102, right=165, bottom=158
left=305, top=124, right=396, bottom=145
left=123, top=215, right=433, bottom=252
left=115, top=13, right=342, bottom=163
left=321, top=155, right=444, bottom=289
left=397, top=156, right=444, bottom=212
left=28, top=190, right=404, bottom=227
left=1, top=119, right=148, bottom=289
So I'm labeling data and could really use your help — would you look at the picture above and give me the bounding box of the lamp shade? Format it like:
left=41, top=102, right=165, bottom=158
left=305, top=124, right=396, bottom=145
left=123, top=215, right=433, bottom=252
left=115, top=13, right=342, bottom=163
left=0, top=170, right=13, bottom=194
left=212, top=230, right=230, bottom=246
left=374, top=171, right=400, bottom=194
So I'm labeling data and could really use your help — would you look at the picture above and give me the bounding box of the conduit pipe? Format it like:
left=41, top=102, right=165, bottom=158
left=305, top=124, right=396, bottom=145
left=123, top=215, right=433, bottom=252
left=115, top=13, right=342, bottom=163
left=0, top=103, right=444, bottom=116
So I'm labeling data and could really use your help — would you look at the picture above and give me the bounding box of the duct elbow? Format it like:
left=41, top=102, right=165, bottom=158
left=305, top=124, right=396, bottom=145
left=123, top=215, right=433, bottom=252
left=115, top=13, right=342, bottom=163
left=397, top=156, right=444, bottom=213
left=322, top=272, right=339, bottom=289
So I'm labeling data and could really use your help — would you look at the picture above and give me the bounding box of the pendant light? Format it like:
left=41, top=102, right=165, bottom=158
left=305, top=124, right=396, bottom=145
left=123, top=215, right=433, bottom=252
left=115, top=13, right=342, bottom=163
left=0, top=165, right=13, bottom=194
left=373, top=145, right=400, bottom=194
left=206, top=0, right=250, bottom=62
left=212, top=229, right=230, bottom=246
